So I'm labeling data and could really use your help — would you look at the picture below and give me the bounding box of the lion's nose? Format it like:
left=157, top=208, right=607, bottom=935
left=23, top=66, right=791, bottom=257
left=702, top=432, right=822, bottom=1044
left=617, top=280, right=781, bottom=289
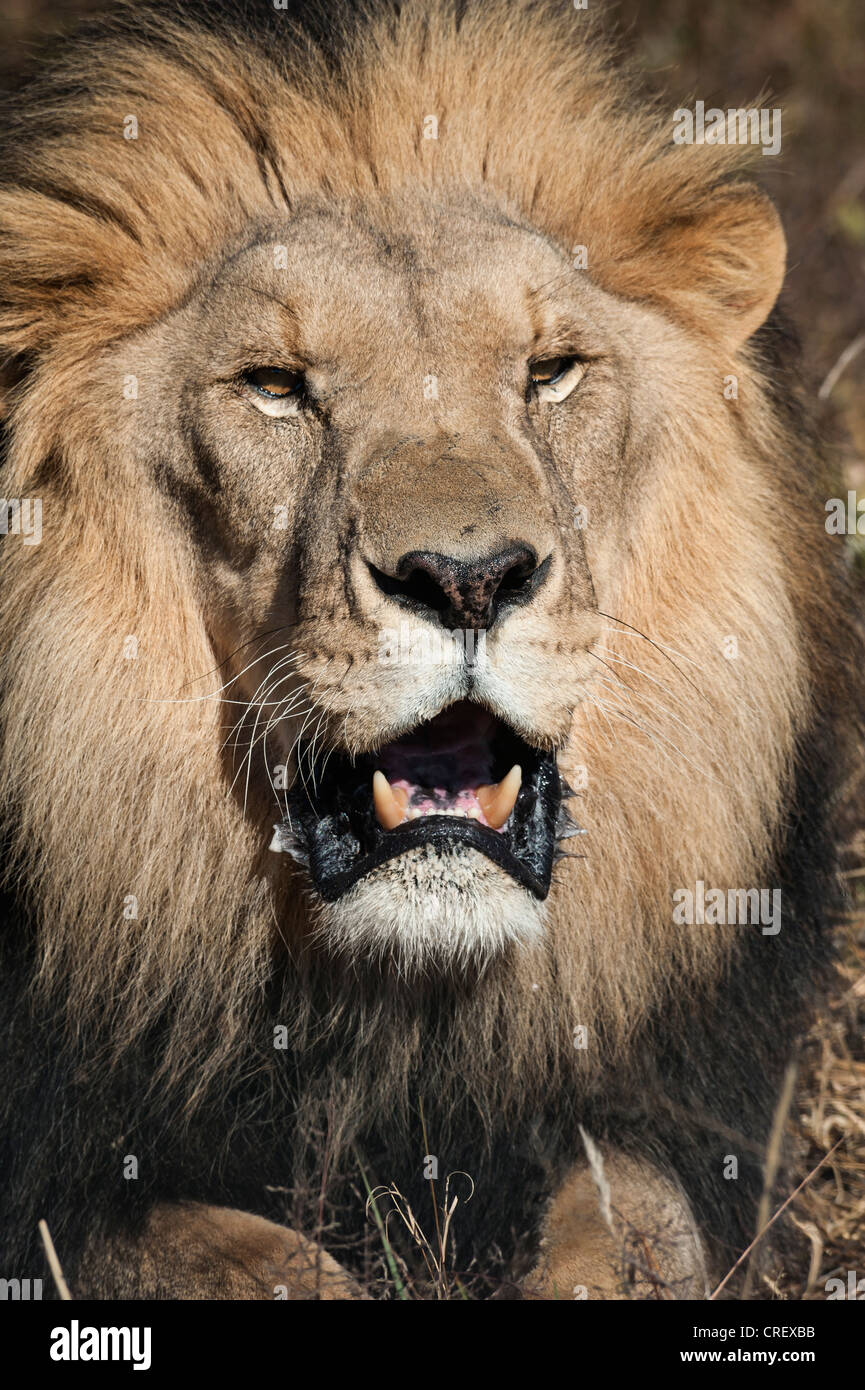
left=370, top=543, right=544, bottom=630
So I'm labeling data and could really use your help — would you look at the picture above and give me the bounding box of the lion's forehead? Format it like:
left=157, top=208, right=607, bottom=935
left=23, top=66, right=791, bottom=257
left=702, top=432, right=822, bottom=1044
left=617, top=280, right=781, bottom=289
left=202, top=200, right=579, bottom=362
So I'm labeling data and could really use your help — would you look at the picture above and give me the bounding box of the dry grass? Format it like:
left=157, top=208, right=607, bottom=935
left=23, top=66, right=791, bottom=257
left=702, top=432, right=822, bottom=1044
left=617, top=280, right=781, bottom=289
left=775, top=850, right=865, bottom=1297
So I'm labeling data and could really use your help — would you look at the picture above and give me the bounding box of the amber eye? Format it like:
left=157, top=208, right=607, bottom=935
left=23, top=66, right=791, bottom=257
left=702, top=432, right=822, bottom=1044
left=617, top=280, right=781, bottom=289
left=528, top=355, right=584, bottom=404
left=242, top=367, right=304, bottom=417
left=530, top=357, right=570, bottom=385
left=246, top=367, right=302, bottom=397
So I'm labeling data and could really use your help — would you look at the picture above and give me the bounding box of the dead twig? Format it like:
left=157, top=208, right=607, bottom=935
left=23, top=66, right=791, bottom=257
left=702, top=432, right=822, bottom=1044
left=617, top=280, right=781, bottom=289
left=743, top=1061, right=798, bottom=1299
left=819, top=332, right=865, bottom=400
left=38, top=1220, right=72, bottom=1301
left=710, top=1138, right=843, bottom=1299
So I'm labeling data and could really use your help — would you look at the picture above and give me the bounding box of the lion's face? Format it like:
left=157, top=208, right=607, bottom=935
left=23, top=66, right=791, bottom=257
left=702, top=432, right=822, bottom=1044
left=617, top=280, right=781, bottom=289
left=118, top=191, right=697, bottom=965
left=2, top=2, right=817, bottom=1088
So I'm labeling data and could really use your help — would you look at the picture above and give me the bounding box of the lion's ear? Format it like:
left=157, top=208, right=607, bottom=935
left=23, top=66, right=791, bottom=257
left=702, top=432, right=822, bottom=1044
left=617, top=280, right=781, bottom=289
left=647, top=186, right=786, bottom=348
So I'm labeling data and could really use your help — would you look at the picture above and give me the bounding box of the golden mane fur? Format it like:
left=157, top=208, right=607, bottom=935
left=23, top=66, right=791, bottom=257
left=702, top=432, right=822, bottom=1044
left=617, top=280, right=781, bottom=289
left=0, top=0, right=854, bottom=1143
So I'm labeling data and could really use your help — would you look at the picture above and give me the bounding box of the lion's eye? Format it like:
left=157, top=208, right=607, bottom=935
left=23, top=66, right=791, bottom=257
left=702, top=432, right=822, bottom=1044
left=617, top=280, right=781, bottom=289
left=529, top=356, right=584, bottom=403
left=242, top=367, right=304, bottom=417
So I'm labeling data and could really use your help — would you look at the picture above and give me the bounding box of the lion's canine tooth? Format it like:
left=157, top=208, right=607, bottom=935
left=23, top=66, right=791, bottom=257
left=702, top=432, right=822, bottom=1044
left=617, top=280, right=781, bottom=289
left=372, top=771, right=408, bottom=829
left=477, top=765, right=521, bottom=829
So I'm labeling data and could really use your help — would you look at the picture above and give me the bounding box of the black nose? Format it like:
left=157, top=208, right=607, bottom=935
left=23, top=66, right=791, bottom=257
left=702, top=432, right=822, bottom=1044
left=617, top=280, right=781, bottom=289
left=371, top=543, right=543, bottom=630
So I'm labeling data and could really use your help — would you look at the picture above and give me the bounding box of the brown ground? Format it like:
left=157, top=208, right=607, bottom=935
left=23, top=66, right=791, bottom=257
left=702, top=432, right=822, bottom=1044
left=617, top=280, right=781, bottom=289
left=2, top=0, right=863, bottom=1299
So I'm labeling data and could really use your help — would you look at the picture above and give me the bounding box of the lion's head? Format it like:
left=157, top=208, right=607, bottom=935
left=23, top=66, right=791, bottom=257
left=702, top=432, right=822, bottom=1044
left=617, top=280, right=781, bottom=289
left=0, top=1, right=850, bottom=1110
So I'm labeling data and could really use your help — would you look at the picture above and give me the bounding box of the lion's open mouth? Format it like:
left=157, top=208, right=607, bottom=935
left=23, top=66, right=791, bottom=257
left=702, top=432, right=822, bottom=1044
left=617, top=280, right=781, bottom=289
left=271, top=701, right=577, bottom=901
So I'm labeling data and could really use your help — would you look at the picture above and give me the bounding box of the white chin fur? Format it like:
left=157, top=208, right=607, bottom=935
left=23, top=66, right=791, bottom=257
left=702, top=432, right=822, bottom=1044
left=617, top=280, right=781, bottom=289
left=312, top=843, right=546, bottom=972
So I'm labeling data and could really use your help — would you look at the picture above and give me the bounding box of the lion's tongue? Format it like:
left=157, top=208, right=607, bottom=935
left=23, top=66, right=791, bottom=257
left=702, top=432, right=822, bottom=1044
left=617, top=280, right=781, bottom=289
left=372, top=766, right=521, bottom=831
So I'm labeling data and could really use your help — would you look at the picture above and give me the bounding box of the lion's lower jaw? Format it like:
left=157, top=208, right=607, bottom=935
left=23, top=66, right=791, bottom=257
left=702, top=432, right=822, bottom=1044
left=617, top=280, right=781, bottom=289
left=311, top=843, right=547, bottom=972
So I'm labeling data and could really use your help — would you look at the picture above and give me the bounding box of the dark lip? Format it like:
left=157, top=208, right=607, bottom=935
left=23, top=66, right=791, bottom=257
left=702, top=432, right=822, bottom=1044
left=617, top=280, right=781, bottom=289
left=271, top=703, right=580, bottom=902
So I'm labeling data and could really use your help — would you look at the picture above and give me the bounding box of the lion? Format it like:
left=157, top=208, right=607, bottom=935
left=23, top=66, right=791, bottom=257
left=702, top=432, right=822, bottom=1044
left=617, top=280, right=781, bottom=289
left=0, top=0, right=859, bottom=1300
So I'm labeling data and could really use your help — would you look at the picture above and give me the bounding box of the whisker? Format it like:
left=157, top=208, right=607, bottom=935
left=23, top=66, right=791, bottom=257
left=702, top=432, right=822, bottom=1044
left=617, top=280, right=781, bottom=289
left=588, top=693, right=718, bottom=781
left=586, top=651, right=720, bottom=756
left=145, top=643, right=304, bottom=705
left=177, top=625, right=293, bottom=690
left=596, top=611, right=710, bottom=701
